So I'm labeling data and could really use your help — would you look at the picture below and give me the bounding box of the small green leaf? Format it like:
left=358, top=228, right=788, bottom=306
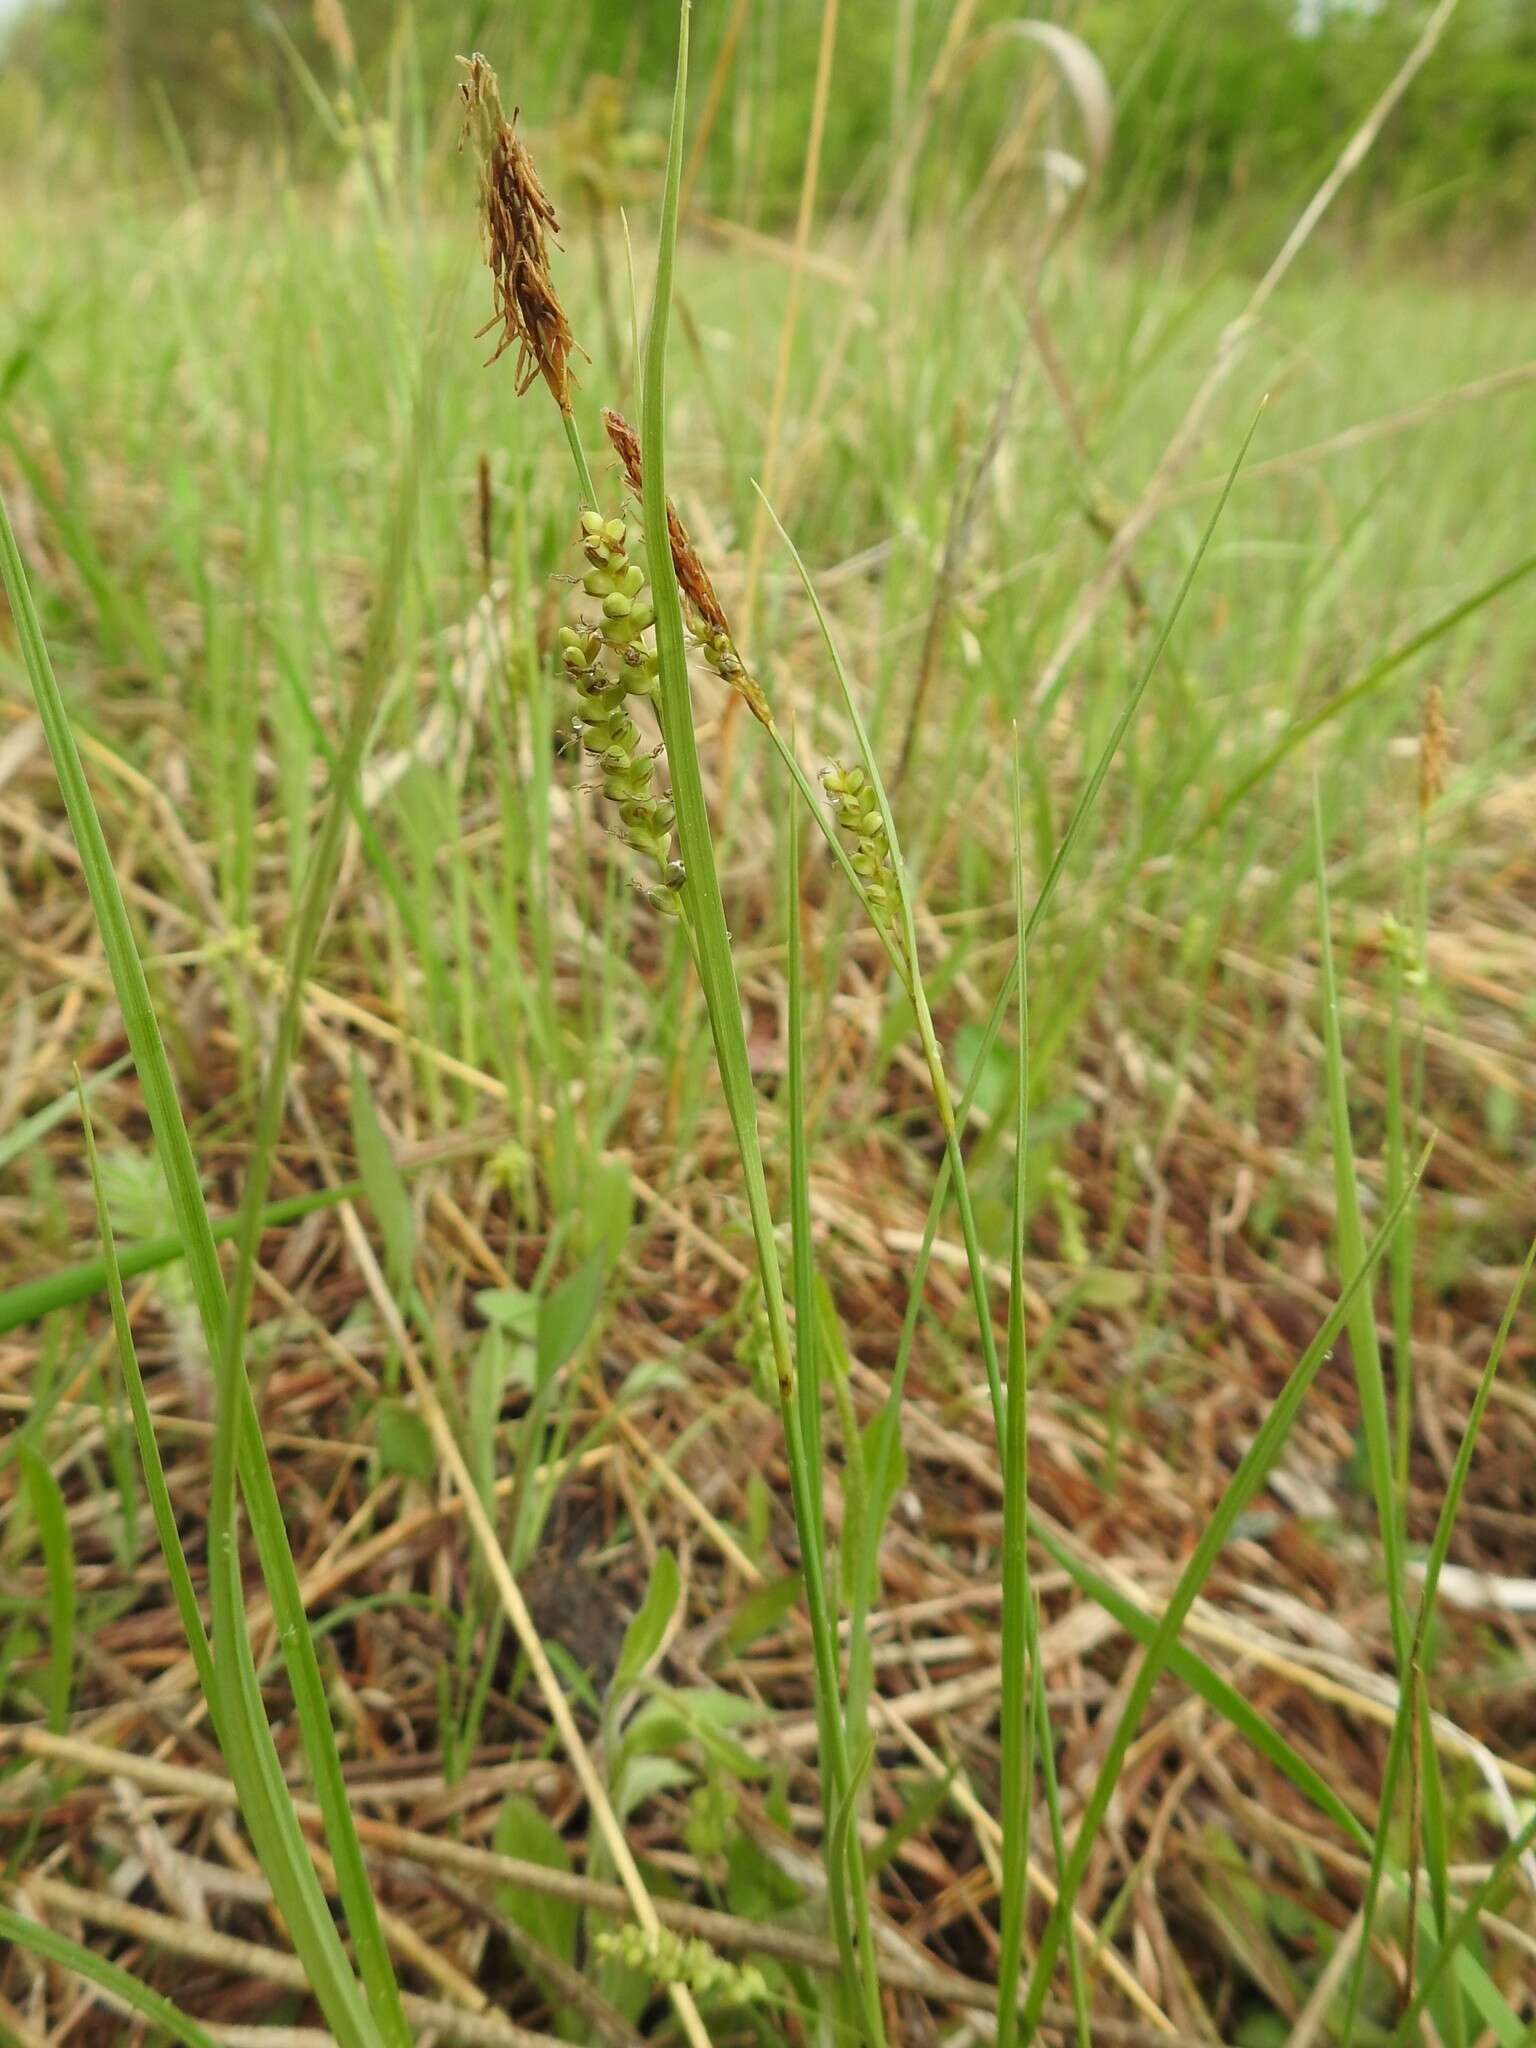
left=536, top=1251, right=607, bottom=1389
left=492, top=1795, right=577, bottom=1967
left=861, top=1402, right=907, bottom=1545
left=375, top=1401, right=434, bottom=1484
left=475, top=1285, right=538, bottom=1337
left=1076, top=1268, right=1143, bottom=1310
left=348, top=1053, right=414, bottom=1295
left=723, top=1572, right=802, bottom=1655
left=581, top=1156, right=634, bottom=1261
left=19, top=1444, right=75, bottom=1730
left=613, top=1546, right=680, bottom=1696
left=615, top=1752, right=696, bottom=1820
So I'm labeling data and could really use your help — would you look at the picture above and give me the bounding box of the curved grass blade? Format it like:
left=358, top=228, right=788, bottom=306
left=79, top=1077, right=215, bottom=1693
left=201, top=354, right=449, bottom=2048
left=0, top=1055, right=130, bottom=1176
left=995, top=754, right=1035, bottom=2048
left=0, top=1178, right=366, bottom=1336
left=1028, top=1513, right=1370, bottom=1852
left=756, top=485, right=1007, bottom=1436
left=638, top=8, right=884, bottom=2038
left=638, top=8, right=856, bottom=2039
left=785, top=790, right=828, bottom=1616
left=2, top=469, right=392, bottom=2048
left=0, top=1149, right=478, bottom=1337
left=1199, top=552, right=1536, bottom=843
left=17, top=1448, right=75, bottom=1731
left=0, top=1908, right=224, bottom=2048
left=1016, top=1146, right=1429, bottom=2037
left=1341, top=1235, right=1536, bottom=2043
left=1389, top=1804, right=1536, bottom=2048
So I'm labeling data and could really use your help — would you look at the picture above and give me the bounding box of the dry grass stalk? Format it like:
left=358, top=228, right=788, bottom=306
left=458, top=55, right=580, bottom=409
left=601, top=407, right=772, bottom=727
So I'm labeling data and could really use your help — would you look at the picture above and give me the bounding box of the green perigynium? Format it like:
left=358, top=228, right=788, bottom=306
left=822, top=761, right=898, bottom=940
left=560, top=507, right=684, bottom=914
left=593, top=1925, right=768, bottom=2009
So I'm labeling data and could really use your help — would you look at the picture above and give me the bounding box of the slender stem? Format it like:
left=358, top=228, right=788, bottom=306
left=563, top=409, right=598, bottom=506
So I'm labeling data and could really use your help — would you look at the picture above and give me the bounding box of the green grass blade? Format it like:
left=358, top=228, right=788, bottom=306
left=1415, top=1237, right=1534, bottom=1646
left=1342, top=1235, right=1536, bottom=2043
left=1313, top=786, right=1410, bottom=1664
left=0, top=1162, right=467, bottom=1336
left=1200, top=552, right=1536, bottom=841
left=202, top=363, right=443, bottom=2048
left=756, top=487, right=1007, bottom=1436
left=0, top=1908, right=225, bottom=2048
left=1028, top=1581, right=1091, bottom=2048
left=1017, top=1146, right=1428, bottom=2037
left=1315, top=781, right=1423, bottom=2048
left=0, top=1055, right=129, bottom=1175
left=79, top=1077, right=216, bottom=1695
left=786, top=786, right=825, bottom=1597
left=1029, top=1514, right=1370, bottom=1852
left=638, top=9, right=884, bottom=2038
left=996, top=752, right=1033, bottom=2048
left=1389, top=1805, right=1536, bottom=2048
left=1, top=475, right=389, bottom=2048
left=816, top=406, right=1265, bottom=1771
left=17, top=1446, right=75, bottom=1731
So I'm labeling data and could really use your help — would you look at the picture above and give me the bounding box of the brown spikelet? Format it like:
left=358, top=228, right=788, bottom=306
left=458, top=55, right=580, bottom=411
left=1419, top=683, right=1448, bottom=813
left=313, top=0, right=356, bottom=70
left=601, top=409, right=727, bottom=639
left=601, top=409, right=773, bottom=727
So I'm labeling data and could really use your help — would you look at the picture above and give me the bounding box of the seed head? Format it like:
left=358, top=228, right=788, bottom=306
left=602, top=407, right=773, bottom=728
left=313, top=0, right=356, bottom=70
left=1419, top=683, right=1448, bottom=814
left=458, top=54, right=580, bottom=411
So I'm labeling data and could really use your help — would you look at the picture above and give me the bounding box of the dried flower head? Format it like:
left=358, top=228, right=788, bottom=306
left=602, top=408, right=773, bottom=728
left=313, top=0, right=356, bottom=71
left=1419, top=682, right=1448, bottom=814
left=458, top=54, right=580, bottom=411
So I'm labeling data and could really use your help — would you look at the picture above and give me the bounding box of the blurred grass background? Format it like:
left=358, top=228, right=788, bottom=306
left=4, top=0, right=1536, bottom=246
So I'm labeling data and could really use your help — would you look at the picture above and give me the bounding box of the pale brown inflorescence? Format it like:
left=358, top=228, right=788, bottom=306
left=1419, top=682, right=1449, bottom=814
left=601, top=408, right=773, bottom=729
left=458, top=54, right=580, bottom=410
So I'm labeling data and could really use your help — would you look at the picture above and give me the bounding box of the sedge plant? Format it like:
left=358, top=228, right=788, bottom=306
left=455, top=14, right=1458, bottom=2044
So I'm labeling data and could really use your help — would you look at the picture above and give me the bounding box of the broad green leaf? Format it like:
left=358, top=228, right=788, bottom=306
left=348, top=1052, right=415, bottom=1296
left=612, top=1546, right=680, bottom=1696
left=475, top=1284, right=539, bottom=1337
left=19, top=1445, right=75, bottom=1731
left=723, top=1573, right=803, bottom=1655
left=375, top=1400, right=435, bottom=1484
left=581, top=1156, right=634, bottom=1262
left=492, top=1794, right=577, bottom=1968
left=536, top=1251, right=607, bottom=1389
